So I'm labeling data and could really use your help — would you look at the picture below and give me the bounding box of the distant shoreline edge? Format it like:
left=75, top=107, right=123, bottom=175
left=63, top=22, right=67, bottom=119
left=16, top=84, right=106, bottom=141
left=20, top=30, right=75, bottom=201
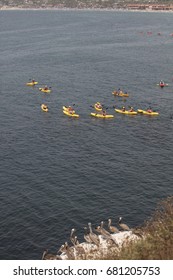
left=1, top=6, right=173, bottom=13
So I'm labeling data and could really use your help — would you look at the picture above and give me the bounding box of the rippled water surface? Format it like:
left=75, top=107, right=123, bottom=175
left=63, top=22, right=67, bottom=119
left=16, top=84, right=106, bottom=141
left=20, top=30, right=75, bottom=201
left=0, top=10, right=173, bottom=259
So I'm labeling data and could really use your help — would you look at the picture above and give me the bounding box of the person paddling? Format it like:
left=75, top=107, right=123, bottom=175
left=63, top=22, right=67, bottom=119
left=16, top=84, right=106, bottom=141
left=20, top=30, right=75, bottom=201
left=129, top=106, right=134, bottom=112
left=147, top=107, right=152, bottom=113
left=159, top=80, right=165, bottom=87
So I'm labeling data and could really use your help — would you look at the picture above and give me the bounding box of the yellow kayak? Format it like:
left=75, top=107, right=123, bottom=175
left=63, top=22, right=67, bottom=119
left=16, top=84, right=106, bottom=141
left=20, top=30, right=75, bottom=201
left=39, top=88, right=51, bottom=93
left=63, top=109, right=79, bottom=118
left=63, top=106, right=75, bottom=114
left=90, top=113, right=114, bottom=118
left=26, top=81, right=38, bottom=86
left=41, top=104, right=48, bottom=112
left=112, top=91, right=129, bottom=97
left=94, top=103, right=103, bottom=111
left=115, top=109, right=137, bottom=115
left=137, top=109, right=159, bottom=116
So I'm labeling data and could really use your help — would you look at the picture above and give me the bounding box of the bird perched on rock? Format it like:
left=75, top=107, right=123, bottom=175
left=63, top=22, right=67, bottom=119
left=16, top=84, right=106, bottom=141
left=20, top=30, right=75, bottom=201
left=96, top=221, right=113, bottom=237
left=42, top=249, right=61, bottom=260
left=96, top=221, right=118, bottom=246
left=108, top=218, right=119, bottom=233
left=58, top=242, right=75, bottom=260
left=118, top=217, right=130, bottom=231
left=88, top=222, right=100, bottom=246
left=84, top=226, right=93, bottom=244
left=70, top=228, right=79, bottom=246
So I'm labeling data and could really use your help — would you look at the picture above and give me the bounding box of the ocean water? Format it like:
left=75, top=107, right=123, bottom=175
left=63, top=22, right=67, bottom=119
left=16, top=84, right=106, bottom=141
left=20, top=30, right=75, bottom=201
left=0, top=9, right=173, bottom=260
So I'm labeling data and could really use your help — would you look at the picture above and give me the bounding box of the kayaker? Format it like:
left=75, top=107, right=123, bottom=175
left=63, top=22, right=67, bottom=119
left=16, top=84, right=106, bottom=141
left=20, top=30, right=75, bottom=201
left=68, top=106, right=74, bottom=113
left=118, top=88, right=123, bottom=94
left=159, top=80, right=164, bottom=86
left=102, top=110, right=106, bottom=116
left=44, top=85, right=48, bottom=90
left=129, top=107, right=134, bottom=112
left=113, top=90, right=118, bottom=95
left=96, top=102, right=102, bottom=109
left=147, top=107, right=152, bottom=113
left=122, top=106, right=125, bottom=112
left=32, top=79, right=35, bottom=83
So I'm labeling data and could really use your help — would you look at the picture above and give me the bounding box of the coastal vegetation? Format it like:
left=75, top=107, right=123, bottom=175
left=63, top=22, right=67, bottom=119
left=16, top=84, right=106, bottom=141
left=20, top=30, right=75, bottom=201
left=1, top=0, right=173, bottom=10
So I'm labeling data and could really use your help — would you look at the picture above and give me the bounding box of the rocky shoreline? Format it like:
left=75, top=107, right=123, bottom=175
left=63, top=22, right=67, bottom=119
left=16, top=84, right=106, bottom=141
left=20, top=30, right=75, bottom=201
left=1, top=6, right=173, bottom=13
left=42, top=228, right=140, bottom=260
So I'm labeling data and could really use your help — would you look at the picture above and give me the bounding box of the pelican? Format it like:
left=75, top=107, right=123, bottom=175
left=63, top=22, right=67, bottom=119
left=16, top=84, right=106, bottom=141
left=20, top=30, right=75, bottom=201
left=108, top=219, right=119, bottom=233
left=74, top=236, right=80, bottom=245
left=100, top=221, right=112, bottom=237
left=70, top=228, right=77, bottom=246
left=42, top=249, right=61, bottom=260
left=84, top=226, right=93, bottom=243
left=58, top=242, right=75, bottom=260
left=58, top=244, right=66, bottom=254
left=96, top=221, right=119, bottom=246
left=88, top=222, right=100, bottom=246
left=118, top=217, right=130, bottom=231
left=95, top=223, right=110, bottom=236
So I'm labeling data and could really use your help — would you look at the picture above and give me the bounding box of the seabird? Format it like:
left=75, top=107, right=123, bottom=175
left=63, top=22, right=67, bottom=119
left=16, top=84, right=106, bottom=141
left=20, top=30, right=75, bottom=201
left=58, top=242, right=75, bottom=260
left=74, top=235, right=80, bottom=245
left=96, top=221, right=119, bottom=246
left=42, top=249, right=61, bottom=260
left=100, top=221, right=112, bottom=237
left=118, top=217, right=130, bottom=231
left=84, top=226, right=93, bottom=243
left=70, top=228, right=77, bottom=246
left=108, top=218, right=119, bottom=233
left=88, top=222, right=100, bottom=246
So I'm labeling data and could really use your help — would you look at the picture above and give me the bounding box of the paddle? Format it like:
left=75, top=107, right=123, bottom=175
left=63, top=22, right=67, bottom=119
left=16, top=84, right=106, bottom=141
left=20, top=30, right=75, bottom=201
left=103, top=107, right=109, bottom=110
left=157, top=83, right=169, bottom=87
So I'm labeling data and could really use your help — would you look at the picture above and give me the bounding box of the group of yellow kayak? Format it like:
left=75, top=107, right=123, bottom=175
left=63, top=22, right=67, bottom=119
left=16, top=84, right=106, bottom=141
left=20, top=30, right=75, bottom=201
left=26, top=80, right=51, bottom=112
left=26, top=80, right=52, bottom=93
left=115, top=108, right=159, bottom=116
left=43, top=101, right=159, bottom=118
left=26, top=80, right=159, bottom=117
left=61, top=102, right=159, bottom=119
left=92, top=103, right=159, bottom=118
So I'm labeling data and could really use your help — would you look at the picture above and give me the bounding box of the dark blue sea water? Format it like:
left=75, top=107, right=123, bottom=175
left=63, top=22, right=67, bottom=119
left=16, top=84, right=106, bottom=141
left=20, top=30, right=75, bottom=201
left=0, top=10, right=173, bottom=260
